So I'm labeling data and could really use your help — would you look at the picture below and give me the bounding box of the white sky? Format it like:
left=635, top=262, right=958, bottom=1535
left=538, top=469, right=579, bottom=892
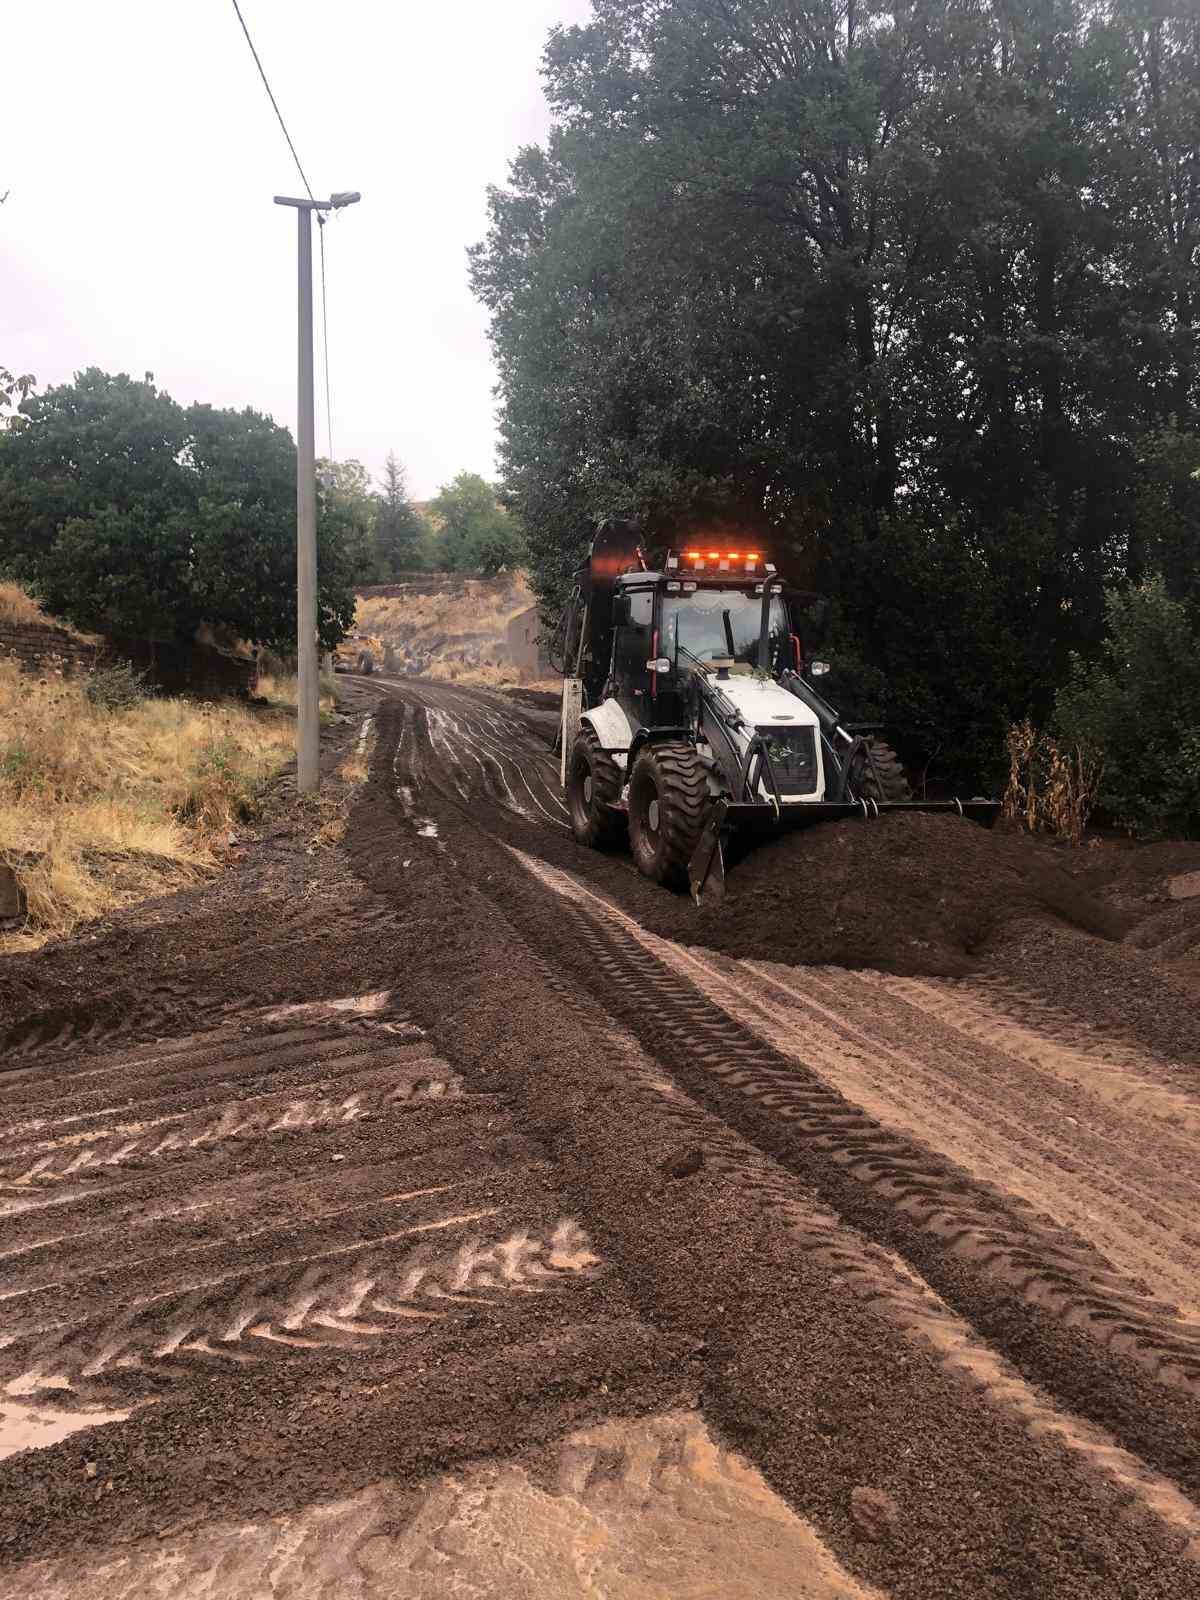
left=2, top=0, right=591, bottom=499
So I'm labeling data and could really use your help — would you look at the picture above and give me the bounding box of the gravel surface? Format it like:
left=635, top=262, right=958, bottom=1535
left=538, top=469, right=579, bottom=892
left=0, top=675, right=1197, bottom=1598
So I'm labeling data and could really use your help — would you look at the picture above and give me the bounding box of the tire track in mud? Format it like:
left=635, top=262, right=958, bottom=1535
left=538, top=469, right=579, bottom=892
left=622, top=952, right=1200, bottom=1323
left=376, top=684, right=1200, bottom=1510
left=0, top=999, right=613, bottom=1465
left=0, top=1413, right=884, bottom=1600
left=342, top=692, right=1200, bottom=1597
left=502, top=848, right=1200, bottom=1486
left=561, top=998, right=1200, bottom=1556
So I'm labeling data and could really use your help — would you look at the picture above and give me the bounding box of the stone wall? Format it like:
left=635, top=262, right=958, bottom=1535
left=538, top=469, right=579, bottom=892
left=0, top=621, right=256, bottom=698
left=106, top=637, right=258, bottom=699
left=355, top=573, right=487, bottom=601
left=0, top=621, right=99, bottom=679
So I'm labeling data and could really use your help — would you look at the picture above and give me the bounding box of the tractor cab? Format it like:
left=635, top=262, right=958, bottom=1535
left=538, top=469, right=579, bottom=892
left=606, top=548, right=801, bottom=731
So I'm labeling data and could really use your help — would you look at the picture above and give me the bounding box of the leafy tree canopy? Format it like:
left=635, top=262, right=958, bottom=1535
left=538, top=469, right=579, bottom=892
left=428, top=471, right=526, bottom=575
left=0, top=368, right=355, bottom=650
left=1057, top=577, right=1200, bottom=837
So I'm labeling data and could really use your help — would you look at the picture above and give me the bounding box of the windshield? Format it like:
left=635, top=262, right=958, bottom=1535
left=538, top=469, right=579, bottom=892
left=661, top=590, right=789, bottom=669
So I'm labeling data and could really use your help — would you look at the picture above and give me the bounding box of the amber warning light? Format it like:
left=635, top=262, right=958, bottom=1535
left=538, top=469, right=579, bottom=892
left=680, top=549, right=760, bottom=570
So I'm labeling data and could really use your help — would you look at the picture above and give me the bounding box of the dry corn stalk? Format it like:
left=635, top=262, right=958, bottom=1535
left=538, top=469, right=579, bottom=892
left=1003, top=720, right=1103, bottom=844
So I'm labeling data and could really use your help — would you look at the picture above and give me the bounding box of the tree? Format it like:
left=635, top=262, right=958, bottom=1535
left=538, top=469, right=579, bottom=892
left=0, top=367, right=35, bottom=430
left=1128, top=426, right=1200, bottom=613
left=318, top=457, right=378, bottom=588
left=0, top=369, right=198, bottom=639
left=0, top=369, right=356, bottom=650
left=471, top=0, right=1200, bottom=789
left=192, top=409, right=356, bottom=651
left=374, top=452, right=429, bottom=576
left=428, top=471, right=525, bottom=575
left=1057, top=577, right=1200, bottom=836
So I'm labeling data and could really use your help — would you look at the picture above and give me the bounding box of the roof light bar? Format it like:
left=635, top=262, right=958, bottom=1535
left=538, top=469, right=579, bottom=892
left=676, top=547, right=766, bottom=572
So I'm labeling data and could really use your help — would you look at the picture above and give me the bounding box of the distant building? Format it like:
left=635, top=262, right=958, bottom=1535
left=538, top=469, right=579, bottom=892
left=505, top=605, right=548, bottom=681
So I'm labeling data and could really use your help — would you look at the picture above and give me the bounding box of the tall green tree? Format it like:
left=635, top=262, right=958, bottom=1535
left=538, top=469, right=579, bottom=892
left=374, top=452, right=428, bottom=576
left=0, top=367, right=35, bottom=429
left=317, top=457, right=378, bottom=587
left=193, top=409, right=356, bottom=650
left=0, top=369, right=198, bottom=639
left=429, top=471, right=525, bottom=575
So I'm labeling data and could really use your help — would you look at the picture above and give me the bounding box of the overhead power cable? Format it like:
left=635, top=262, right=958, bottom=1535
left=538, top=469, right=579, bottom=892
left=230, top=0, right=314, bottom=202
left=231, top=0, right=337, bottom=459
left=319, top=219, right=334, bottom=460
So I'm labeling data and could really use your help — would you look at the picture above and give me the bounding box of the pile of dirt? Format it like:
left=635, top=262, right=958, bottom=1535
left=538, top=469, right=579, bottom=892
left=653, top=813, right=1127, bottom=978
left=1064, top=838, right=1200, bottom=979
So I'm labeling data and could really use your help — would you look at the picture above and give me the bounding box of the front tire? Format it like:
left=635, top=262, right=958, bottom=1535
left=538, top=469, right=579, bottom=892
left=855, top=738, right=911, bottom=803
left=566, top=728, right=624, bottom=848
left=628, top=742, right=708, bottom=888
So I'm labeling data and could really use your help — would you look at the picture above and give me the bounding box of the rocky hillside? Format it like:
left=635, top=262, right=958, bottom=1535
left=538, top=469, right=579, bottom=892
left=354, top=572, right=549, bottom=686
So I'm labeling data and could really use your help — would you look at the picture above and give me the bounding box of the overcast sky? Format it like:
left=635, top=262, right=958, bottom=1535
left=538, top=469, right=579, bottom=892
left=2, top=0, right=592, bottom=499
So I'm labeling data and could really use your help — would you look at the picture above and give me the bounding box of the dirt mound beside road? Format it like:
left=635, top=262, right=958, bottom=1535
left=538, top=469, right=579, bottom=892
left=650, top=813, right=1126, bottom=978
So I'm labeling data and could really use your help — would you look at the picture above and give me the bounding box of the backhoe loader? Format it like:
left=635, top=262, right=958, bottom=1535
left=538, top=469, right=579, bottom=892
left=551, top=521, right=998, bottom=904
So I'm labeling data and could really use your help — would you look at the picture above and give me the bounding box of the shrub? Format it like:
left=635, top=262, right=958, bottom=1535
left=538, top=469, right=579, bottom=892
left=85, top=659, right=151, bottom=711
left=176, top=739, right=265, bottom=830
left=1055, top=577, right=1200, bottom=837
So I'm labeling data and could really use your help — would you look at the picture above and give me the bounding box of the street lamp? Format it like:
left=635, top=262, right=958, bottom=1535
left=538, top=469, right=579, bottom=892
left=273, top=190, right=361, bottom=794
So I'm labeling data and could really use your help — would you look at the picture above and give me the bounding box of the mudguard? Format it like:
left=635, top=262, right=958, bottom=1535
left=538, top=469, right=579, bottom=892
left=580, top=699, right=635, bottom=753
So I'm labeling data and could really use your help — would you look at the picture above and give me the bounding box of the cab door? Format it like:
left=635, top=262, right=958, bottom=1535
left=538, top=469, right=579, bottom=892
left=608, top=586, right=655, bottom=726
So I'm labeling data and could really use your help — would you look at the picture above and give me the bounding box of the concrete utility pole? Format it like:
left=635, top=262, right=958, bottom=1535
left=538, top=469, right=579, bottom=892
left=273, top=190, right=361, bottom=793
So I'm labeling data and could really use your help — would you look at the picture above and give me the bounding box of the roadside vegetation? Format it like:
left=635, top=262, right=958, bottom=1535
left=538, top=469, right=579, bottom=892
left=0, top=369, right=358, bottom=653
left=0, top=658, right=296, bottom=952
left=0, top=579, right=75, bottom=631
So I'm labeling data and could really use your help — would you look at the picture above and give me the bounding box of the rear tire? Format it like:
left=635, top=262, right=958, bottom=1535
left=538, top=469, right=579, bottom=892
left=567, top=728, right=624, bottom=848
left=628, top=741, right=708, bottom=888
left=856, top=738, right=911, bottom=803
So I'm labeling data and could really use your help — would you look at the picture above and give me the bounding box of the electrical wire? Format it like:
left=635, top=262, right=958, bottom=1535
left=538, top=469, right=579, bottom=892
left=318, top=217, right=334, bottom=461
left=231, top=0, right=337, bottom=460
left=230, top=0, right=314, bottom=202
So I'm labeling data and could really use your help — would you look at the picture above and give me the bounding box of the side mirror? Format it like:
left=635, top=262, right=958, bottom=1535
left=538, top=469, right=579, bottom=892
left=611, top=595, right=631, bottom=627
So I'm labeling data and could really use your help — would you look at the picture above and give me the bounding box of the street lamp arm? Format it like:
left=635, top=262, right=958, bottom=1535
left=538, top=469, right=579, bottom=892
left=274, top=192, right=362, bottom=211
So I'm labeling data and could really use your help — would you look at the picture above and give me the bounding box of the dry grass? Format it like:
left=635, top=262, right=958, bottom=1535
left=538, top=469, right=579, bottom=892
left=0, top=660, right=296, bottom=951
left=0, top=580, right=95, bottom=638
left=257, top=671, right=338, bottom=715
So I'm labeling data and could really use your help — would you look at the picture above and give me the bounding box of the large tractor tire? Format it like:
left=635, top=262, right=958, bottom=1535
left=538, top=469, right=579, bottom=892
left=566, top=728, right=625, bottom=848
left=628, top=741, right=708, bottom=888
left=856, top=738, right=911, bottom=804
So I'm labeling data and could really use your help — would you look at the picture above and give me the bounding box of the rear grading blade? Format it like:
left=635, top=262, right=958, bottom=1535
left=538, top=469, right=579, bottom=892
left=688, top=801, right=728, bottom=908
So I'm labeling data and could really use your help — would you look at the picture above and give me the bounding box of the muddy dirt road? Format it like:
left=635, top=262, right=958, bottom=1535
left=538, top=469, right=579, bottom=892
left=1, top=674, right=1199, bottom=1598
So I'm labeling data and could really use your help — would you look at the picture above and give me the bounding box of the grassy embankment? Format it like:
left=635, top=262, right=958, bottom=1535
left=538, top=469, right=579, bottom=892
left=0, top=584, right=313, bottom=952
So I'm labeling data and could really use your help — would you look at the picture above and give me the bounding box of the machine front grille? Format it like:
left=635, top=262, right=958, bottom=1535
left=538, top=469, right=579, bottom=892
left=756, top=725, right=819, bottom=796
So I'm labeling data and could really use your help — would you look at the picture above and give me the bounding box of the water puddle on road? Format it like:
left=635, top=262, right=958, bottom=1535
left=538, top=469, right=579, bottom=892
left=0, top=1395, right=131, bottom=1463
left=0, top=1412, right=881, bottom=1599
